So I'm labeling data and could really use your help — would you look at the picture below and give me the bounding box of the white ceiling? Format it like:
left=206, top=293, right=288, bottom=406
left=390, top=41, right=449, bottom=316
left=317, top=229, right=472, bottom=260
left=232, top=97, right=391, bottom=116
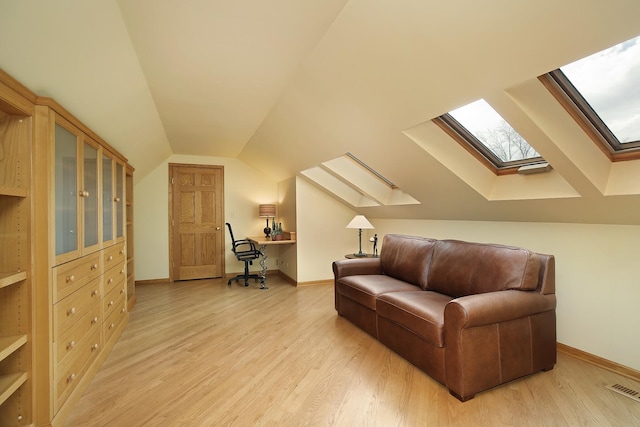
left=2, top=0, right=640, bottom=224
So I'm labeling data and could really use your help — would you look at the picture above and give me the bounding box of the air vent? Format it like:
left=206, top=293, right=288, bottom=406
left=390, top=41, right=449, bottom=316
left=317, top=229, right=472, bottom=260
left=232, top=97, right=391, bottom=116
left=606, top=383, right=640, bottom=403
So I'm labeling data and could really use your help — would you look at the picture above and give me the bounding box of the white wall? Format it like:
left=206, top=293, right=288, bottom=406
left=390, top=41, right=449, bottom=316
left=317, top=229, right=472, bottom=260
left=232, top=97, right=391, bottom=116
left=134, top=154, right=278, bottom=280
left=370, top=219, right=640, bottom=372
left=295, top=177, right=366, bottom=283
left=277, top=178, right=297, bottom=279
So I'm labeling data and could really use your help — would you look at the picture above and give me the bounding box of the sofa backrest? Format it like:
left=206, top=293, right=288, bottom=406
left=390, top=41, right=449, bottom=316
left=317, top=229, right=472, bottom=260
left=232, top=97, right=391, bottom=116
left=427, top=239, right=541, bottom=297
left=380, top=234, right=436, bottom=290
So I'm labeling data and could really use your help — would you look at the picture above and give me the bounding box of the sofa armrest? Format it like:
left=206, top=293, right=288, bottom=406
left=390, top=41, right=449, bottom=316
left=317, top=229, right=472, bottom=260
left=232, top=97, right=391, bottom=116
left=444, top=290, right=557, bottom=401
left=445, top=290, right=556, bottom=328
left=332, top=258, right=382, bottom=279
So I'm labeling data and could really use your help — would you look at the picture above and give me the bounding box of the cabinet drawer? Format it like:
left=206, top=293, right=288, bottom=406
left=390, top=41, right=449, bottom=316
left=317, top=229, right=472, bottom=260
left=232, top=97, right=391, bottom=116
left=103, top=281, right=126, bottom=318
left=54, top=277, right=101, bottom=338
left=103, top=242, right=126, bottom=272
left=54, top=304, right=101, bottom=364
left=53, top=252, right=102, bottom=302
left=104, top=259, right=126, bottom=295
left=54, top=328, right=101, bottom=412
left=104, top=295, right=127, bottom=344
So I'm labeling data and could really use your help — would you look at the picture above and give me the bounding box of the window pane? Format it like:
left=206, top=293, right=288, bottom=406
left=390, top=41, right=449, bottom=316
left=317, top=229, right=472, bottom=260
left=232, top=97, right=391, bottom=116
left=561, top=35, right=640, bottom=144
left=449, top=99, right=540, bottom=162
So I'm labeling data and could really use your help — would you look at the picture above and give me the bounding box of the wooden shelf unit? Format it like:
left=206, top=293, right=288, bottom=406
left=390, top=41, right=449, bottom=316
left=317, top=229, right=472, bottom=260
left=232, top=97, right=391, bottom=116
left=0, top=68, right=36, bottom=427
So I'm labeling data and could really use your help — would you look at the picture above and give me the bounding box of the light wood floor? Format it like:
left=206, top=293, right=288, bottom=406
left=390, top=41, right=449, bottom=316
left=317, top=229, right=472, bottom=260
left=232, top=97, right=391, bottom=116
left=65, top=277, right=640, bottom=427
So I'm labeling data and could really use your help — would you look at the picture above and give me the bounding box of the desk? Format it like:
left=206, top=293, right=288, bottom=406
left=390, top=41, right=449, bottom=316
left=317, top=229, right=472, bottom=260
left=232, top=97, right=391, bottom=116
left=248, top=236, right=296, bottom=289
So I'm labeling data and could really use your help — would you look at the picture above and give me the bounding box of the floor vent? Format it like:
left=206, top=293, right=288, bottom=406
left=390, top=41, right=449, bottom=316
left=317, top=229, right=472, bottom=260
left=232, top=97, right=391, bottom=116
left=606, top=383, right=640, bottom=403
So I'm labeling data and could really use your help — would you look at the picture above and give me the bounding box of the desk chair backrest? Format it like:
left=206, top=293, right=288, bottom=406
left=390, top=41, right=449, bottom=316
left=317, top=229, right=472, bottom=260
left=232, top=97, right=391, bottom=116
left=226, top=222, right=260, bottom=260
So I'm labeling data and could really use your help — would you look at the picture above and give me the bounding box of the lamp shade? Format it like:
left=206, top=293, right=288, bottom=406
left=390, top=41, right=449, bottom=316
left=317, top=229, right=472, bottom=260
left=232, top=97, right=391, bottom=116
left=346, top=215, right=374, bottom=229
left=258, top=204, right=276, bottom=218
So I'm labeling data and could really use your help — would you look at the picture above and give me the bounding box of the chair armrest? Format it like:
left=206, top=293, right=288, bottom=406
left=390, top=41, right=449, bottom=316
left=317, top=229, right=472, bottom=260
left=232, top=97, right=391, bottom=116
left=233, top=239, right=259, bottom=255
left=445, top=290, right=556, bottom=329
left=333, top=258, right=382, bottom=279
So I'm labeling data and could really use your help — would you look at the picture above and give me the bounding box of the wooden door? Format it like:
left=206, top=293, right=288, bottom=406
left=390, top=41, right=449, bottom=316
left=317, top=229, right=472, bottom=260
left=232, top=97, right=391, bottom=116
left=169, top=164, right=224, bottom=281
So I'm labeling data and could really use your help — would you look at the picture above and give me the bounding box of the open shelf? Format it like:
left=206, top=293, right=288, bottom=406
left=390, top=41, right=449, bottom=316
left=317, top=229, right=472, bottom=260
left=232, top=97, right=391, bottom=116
left=0, top=372, right=27, bottom=407
left=0, top=271, right=27, bottom=290
left=0, top=335, right=27, bottom=363
left=0, top=186, right=27, bottom=198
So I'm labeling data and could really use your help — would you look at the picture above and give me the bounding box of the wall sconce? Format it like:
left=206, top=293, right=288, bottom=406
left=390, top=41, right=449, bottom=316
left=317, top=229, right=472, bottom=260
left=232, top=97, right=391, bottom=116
left=346, top=214, right=374, bottom=257
left=258, top=204, right=276, bottom=238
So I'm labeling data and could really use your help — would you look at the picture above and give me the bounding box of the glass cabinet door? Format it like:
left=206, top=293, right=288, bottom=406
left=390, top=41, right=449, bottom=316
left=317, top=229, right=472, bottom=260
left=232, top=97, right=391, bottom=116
left=54, top=124, right=79, bottom=257
left=83, top=140, right=99, bottom=250
left=102, top=153, right=114, bottom=243
left=116, top=161, right=124, bottom=240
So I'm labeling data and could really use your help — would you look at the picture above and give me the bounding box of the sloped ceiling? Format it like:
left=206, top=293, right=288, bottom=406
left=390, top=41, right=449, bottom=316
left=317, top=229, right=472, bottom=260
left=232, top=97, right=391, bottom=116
left=1, top=1, right=640, bottom=224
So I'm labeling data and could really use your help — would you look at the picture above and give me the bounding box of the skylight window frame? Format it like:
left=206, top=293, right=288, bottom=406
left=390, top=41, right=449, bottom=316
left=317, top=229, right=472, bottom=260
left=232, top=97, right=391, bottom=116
left=540, top=70, right=640, bottom=162
left=433, top=114, right=546, bottom=176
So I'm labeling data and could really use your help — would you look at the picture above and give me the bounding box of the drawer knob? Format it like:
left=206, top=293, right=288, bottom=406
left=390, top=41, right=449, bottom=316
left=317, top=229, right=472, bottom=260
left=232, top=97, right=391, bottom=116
left=108, top=300, right=114, bottom=307
left=91, top=263, right=98, bottom=270
left=119, top=250, right=125, bottom=255
left=114, top=197, right=121, bottom=202
left=67, top=373, right=76, bottom=383
left=66, top=275, right=75, bottom=283
left=121, top=308, right=126, bottom=313
left=121, top=269, right=125, bottom=275
left=109, top=322, right=115, bottom=329
left=92, top=343, right=99, bottom=351
left=120, top=289, right=125, bottom=294
left=108, top=255, right=113, bottom=261
left=92, top=317, right=99, bottom=324
left=67, top=307, right=76, bottom=316
left=108, top=278, right=113, bottom=284
left=67, top=340, right=75, bottom=350
left=91, top=290, right=99, bottom=297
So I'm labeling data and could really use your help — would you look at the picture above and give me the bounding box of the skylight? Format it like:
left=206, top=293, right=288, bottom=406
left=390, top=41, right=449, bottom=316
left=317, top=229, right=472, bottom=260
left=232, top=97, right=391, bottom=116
left=560, top=35, right=640, bottom=145
left=541, top=34, right=640, bottom=159
left=300, top=153, right=419, bottom=207
left=435, top=99, right=544, bottom=173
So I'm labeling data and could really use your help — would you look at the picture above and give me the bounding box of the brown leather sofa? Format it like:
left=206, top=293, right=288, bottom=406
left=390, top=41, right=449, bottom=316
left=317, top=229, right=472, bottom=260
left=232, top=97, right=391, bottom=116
left=333, top=234, right=556, bottom=401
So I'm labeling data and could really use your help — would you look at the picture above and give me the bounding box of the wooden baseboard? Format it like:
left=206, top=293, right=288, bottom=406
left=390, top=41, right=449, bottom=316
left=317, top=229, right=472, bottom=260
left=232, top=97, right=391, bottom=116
left=127, top=294, right=137, bottom=311
left=135, top=278, right=171, bottom=285
left=558, top=342, right=640, bottom=382
left=295, top=279, right=333, bottom=287
left=276, top=271, right=296, bottom=286
left=134, top=274, right=333, bottom=288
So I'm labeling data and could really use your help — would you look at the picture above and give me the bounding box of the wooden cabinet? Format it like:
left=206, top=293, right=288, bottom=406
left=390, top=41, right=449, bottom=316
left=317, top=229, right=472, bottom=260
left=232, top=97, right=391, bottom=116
left=0, top=70, right=36, bottom=426
left=52, top=116, right=104, bottom=265
left=34, top=97, right=133, bottom=426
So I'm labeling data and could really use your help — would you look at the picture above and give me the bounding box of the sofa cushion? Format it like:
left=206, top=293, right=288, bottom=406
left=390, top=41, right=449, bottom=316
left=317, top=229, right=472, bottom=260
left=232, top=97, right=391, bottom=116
left=427, top=240, right=541, bottom=297
left=376, top=291, right=453, bottom=347
left=337, top=275, right=418, bottom=310
left=380, top=234, right=437, bottom=290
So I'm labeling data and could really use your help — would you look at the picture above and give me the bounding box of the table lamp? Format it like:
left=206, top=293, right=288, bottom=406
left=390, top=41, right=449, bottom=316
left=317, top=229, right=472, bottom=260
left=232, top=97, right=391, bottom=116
left=346, top=214, right=374, bottom=257
left=258, top=204, right=276, bottom=238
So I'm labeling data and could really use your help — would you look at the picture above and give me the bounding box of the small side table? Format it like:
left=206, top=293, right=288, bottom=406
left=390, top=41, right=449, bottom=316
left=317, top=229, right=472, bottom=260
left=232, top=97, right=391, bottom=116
left=345, top=254, right=378, bottom=259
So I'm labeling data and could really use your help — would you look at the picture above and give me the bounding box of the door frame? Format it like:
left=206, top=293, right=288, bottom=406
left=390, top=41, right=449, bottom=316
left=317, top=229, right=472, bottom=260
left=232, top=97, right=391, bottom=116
left=168, top=163, right=225, bottom=281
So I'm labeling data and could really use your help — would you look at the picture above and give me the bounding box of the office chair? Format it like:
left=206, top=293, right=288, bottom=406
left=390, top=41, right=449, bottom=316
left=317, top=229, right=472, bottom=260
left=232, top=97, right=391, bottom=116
left=226, top=222, right=262, bottom=286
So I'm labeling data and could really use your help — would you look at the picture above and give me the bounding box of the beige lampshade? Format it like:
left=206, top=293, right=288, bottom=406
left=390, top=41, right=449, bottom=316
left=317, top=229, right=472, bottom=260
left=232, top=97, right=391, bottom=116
left=258, top=204, right=276, bottom=218
left=346, top=215, right=374, bottom=229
